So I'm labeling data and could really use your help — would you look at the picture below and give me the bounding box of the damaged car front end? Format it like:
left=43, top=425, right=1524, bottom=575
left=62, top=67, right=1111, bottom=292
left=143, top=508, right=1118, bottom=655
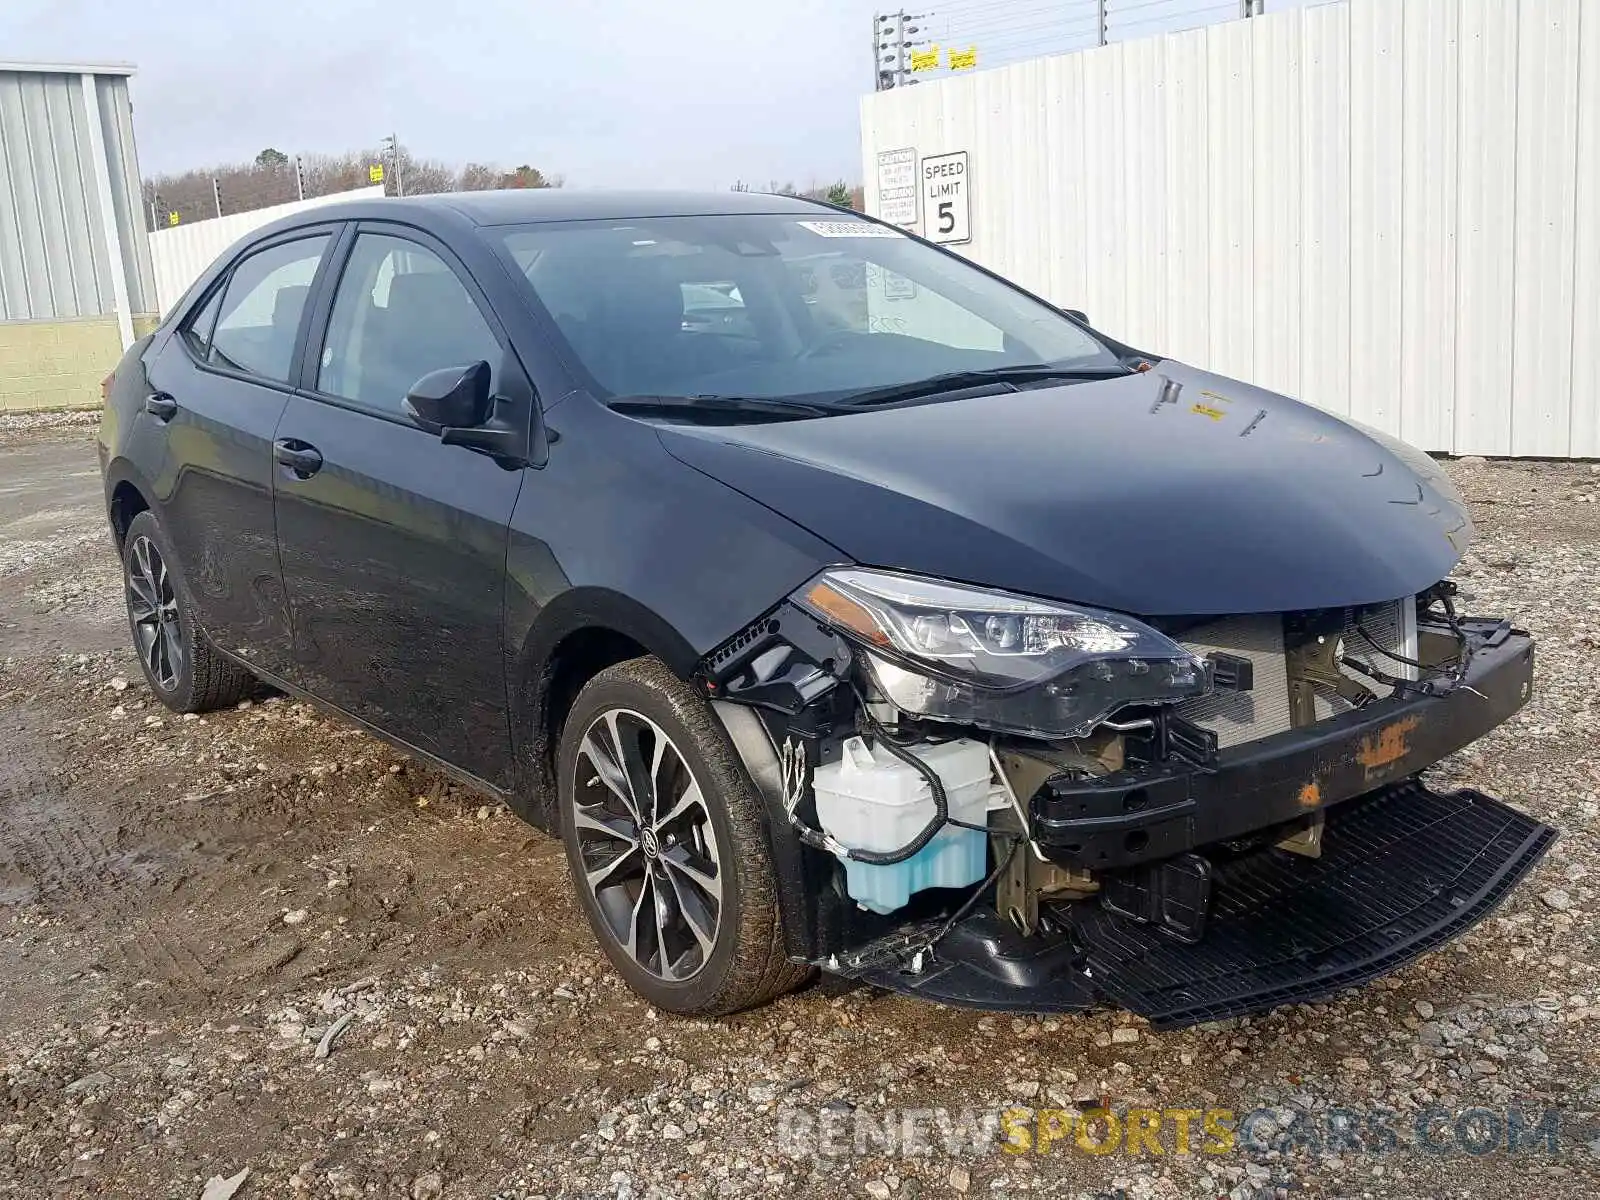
left=698, top=566, right=1545, bottom=1028
left=676, top=361, right=1551, bottom=1028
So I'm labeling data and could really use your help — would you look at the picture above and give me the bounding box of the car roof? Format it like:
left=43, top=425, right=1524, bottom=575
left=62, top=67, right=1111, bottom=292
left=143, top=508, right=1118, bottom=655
left=287, top=188, right=839, bottom=228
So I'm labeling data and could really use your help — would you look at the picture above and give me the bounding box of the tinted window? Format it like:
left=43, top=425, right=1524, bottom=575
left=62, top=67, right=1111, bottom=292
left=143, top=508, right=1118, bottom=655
left=180, top=285, right=223, bottom=357
left=208, top=236, right=329, bottom=383
left=317, top=233, right=499, bottom=414
left=497, top=214, right=1119, bottom=402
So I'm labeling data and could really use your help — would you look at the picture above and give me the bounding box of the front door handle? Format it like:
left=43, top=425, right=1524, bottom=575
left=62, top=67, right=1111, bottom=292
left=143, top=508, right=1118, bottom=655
left=273, top=438, right=323, bottom=478
left=144, top=392, right=178, bottom=421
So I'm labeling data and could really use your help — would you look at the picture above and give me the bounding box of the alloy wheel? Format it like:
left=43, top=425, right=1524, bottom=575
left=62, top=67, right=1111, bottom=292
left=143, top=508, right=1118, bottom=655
left=571, top=709, right=723, bottom=982
left=126, top=534, right=184, bottom=692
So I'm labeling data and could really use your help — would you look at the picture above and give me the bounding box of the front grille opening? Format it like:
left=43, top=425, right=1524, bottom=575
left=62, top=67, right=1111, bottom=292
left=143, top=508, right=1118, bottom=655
left=1175, top=600, right=1418, bottom=749
left=1315, top=601, right=1421, bottom=718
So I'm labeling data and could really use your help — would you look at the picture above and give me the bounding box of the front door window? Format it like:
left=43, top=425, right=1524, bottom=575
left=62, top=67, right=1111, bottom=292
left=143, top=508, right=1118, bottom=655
left=316, top=233, right=500, bottom=412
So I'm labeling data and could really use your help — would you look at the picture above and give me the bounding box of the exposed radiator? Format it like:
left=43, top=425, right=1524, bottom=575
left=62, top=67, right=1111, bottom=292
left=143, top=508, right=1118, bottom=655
left=1175, top=601, right=1417, bottom=749
left=1316, top=600, right=1420, bottom=719
left=1176, top=616, right=1294, bottom=748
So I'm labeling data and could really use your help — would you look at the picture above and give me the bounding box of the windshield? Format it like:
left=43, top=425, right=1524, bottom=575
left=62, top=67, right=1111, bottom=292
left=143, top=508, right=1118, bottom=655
left=493, top=213, right=1123, bottom=406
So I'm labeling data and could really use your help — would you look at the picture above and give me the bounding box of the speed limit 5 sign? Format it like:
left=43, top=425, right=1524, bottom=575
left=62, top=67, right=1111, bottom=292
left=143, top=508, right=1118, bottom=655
left=920, top=150, right=971, bottom=245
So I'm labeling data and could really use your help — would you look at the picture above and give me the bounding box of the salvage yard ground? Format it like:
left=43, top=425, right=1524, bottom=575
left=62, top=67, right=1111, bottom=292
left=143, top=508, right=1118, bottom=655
left=1, top=417, right=1598, bottom=1199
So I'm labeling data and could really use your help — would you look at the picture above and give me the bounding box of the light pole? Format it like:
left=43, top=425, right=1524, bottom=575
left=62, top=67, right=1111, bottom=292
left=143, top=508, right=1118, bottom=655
left=382, top=133, right=405, bottom=197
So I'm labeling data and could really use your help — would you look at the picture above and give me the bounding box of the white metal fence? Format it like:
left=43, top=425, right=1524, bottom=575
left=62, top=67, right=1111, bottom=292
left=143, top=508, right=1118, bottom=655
left=147, top=185, right=385, bottom=315
left=860, top=0, right=1600, bottom=458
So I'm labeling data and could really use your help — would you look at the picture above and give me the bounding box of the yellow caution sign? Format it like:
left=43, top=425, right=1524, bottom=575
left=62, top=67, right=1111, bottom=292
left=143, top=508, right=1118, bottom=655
left=910, top=45, right=941, bottom=72
left=369, top=163, right=385, bottom=184
left=948, top=46, right=978, bottom=70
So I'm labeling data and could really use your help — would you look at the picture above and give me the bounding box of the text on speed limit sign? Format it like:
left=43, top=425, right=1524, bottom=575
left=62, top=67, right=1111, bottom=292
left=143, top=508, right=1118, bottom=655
left=921, top=150, right=971, bottom=245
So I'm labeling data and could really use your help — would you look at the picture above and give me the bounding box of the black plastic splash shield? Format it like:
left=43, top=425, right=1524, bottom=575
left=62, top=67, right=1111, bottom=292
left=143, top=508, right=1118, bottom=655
left=836, top=782, right=1553, bottom=1028
left=1073, top=782, right=1554, bottom=1028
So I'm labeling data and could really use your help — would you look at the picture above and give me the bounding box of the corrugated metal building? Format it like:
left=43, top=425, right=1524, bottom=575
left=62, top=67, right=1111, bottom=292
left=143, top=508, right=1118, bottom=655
left=0, top=60, right=156, bottom=412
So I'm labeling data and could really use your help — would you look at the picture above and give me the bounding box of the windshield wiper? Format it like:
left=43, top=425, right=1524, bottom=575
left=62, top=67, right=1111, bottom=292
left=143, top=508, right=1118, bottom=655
left=837, top=365, right=1135, bottom=409
left=605, top=394, right=838, bottom=420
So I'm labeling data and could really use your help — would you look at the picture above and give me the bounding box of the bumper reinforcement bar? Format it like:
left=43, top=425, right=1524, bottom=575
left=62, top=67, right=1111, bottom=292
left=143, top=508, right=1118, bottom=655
left=1029, top=630, right=1535, bottom=871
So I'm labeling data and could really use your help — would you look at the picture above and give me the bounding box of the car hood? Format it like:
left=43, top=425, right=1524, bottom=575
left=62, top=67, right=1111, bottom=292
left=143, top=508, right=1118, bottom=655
left=655, top=362, right=1472, bottom=617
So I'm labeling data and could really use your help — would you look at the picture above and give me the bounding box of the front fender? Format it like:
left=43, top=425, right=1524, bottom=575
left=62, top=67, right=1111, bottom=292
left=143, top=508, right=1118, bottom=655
left=506, top=586, right=701, bottom=829
left=500, top=397, right=843, bottom=826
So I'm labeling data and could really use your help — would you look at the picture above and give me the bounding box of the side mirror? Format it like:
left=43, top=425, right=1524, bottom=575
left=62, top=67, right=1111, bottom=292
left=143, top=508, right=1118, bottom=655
left=403, top=361, right=493, bottom=431
left=402, top=350, right=544, bottom=469
left=1062, top=308, right=1090, bottom=326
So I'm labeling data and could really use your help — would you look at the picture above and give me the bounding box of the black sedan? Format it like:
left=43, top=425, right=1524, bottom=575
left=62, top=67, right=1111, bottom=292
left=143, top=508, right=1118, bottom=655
left=97, top=190, right=1551, bottom=1026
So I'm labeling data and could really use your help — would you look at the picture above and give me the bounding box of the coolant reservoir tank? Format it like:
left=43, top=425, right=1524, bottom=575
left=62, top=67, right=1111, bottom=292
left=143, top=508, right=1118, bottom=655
left=811, top=735, right=991, bottom=915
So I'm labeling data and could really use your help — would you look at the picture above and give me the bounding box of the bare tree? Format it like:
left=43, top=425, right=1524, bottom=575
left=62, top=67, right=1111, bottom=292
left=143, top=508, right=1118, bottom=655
left=146, top=144, right=566, bottom=225
left=404, top=157, right=457, bottom=196
left=457, top=162, right=501, bottom=191
left=146, top=161, right=299, bottom=225
left=499, top=164, right=562, bottom=189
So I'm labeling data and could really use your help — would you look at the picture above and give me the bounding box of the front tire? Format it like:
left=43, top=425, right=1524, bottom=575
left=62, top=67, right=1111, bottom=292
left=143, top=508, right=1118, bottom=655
left=121, top=510, right=257, bottom=713
left=557, top=656, right=811, bottom=1015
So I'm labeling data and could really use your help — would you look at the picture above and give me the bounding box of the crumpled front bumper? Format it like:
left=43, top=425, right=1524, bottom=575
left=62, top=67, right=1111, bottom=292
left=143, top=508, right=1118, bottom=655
left=829, top=626, right=1553, bottom=1027
left=837, top=779, right=1554, bottom=1027
left=1029, top=627, right=1536, bottom=870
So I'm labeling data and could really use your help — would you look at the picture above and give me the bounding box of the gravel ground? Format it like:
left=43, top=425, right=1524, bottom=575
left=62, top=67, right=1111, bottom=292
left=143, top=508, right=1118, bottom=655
left=0, top=410, right=99, bottom=436
left=1, top=422, right=1597, bottom=1199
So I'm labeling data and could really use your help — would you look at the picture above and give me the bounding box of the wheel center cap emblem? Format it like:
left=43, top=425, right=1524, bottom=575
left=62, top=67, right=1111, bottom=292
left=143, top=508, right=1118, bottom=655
left=640, top=828, right=660, bottom=858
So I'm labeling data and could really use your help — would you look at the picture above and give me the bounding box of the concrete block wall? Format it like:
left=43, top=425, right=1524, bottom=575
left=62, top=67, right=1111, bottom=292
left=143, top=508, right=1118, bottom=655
left=0, top=315, right=158, bottom=412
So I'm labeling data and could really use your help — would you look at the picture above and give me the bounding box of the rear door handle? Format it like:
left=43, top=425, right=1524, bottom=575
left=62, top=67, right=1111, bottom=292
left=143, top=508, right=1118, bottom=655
left=144, top=392, right=178, bottom=421
left=273, top=438, right=324, bottom=478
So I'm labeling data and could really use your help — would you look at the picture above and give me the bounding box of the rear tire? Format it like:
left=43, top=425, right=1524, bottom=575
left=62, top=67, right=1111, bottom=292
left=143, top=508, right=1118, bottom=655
left=557, top=655, right=812, bottom=1015
left=121, top=510, right=257, bottom=713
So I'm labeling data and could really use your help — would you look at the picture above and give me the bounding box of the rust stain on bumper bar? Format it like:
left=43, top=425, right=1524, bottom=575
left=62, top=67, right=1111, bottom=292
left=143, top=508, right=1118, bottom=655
left=1358, top=715, right=1422, bottom=776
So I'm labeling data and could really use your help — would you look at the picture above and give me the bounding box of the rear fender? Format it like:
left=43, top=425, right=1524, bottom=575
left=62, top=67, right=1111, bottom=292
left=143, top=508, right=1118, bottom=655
left=99, top=457, right=160, bottom=548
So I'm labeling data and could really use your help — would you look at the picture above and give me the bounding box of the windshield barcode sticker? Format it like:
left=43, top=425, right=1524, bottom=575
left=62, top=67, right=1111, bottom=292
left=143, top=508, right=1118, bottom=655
left=796, top=220, right=905, bottom=239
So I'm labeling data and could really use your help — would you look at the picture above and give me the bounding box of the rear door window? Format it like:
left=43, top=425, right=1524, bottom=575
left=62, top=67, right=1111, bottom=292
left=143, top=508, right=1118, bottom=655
left=179, top=285, right=224, bottom=357
left=208, top=235, right=330, bottom=384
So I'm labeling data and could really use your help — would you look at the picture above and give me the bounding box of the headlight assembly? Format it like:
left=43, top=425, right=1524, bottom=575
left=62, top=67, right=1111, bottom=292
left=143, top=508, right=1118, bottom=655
left=792, top=568, right=1211, bottom=739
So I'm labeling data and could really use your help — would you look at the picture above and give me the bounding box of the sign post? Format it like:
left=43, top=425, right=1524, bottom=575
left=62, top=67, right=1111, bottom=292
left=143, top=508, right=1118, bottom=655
left=920, top=150, right=971, bottom=244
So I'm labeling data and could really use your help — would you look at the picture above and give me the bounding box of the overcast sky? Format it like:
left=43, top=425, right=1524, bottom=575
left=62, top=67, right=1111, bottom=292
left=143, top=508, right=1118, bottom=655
left=6, top=0, right=1315, bottom=189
